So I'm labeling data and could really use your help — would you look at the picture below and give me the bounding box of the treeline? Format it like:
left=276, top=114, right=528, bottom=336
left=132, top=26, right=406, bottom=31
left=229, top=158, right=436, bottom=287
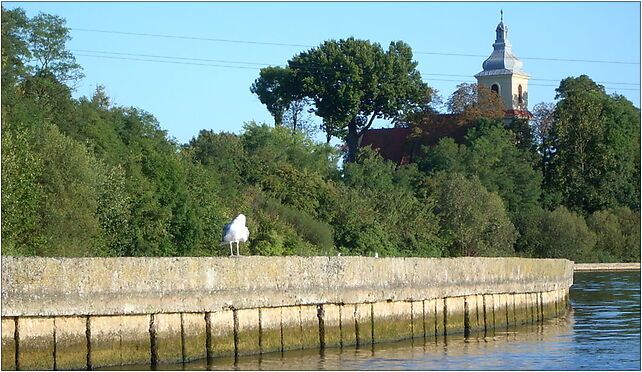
left=2, top=7, right=639, bottom=262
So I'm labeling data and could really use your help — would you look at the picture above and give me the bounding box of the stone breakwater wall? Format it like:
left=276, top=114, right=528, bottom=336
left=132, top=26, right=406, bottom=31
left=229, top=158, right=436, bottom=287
left=1, top=256, right=573, bottom=370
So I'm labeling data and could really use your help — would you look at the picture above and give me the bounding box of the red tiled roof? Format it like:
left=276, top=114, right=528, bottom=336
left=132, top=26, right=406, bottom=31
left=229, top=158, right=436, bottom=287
left=359, top=114, right=471, bottom=165
left=416, top=114, right=470, bottom=146
left=358, top=109, right=531, bottom=165
left=359, top=127, right=412, bottom=165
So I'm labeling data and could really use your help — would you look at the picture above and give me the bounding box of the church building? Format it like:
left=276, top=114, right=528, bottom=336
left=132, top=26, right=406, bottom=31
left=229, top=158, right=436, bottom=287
left=359, top=15, right=531, bottom=165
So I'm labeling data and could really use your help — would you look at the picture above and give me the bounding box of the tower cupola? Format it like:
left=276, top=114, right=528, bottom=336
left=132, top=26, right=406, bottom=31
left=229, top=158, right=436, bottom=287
left=475, top=12, right=531, bottom=118
left=478, top=13, right=527, bottom=75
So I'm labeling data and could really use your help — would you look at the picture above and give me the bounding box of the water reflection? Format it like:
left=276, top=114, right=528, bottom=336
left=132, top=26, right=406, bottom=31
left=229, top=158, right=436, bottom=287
left=102, top=271, right=640, bottom=370
left=188, top=313, right=576, bottom=370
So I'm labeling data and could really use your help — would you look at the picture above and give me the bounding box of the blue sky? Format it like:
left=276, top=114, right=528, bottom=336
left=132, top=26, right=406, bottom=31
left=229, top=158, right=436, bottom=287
left=5, top=1, right=640, bottom=145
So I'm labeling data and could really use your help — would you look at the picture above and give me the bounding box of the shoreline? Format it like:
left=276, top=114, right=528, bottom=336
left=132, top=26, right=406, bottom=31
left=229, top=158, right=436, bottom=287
left=574, top=263, right=640, bottom=272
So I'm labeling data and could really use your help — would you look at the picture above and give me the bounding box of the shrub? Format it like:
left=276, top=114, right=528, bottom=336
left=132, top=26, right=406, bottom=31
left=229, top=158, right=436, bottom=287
left=586, top=207, right=640, bottom=262
left=518, top=206, right=597, bottom=263
left=434, top=172, right=517, bottom=257
left=262, top=198, right=335, bottom=252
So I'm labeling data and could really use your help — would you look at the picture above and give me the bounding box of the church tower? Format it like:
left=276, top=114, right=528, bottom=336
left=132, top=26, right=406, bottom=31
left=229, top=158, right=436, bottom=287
left=475, top=12, right=531, bottom=119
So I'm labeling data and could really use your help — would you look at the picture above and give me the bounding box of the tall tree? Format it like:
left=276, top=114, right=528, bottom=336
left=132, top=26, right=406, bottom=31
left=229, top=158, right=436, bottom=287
left=530, top=102, right=556, bottom=181
left=464, top=119, right=543, bottom=216
left=251, top=38, right=432, bottom=162
left=546, top=75, right=640, bottom=213
left=2, top=7, right=32, bottom=126
left=1, top=7, right=30, bottom=97
left=25, top=12, right=83, bottom=83
left=250, top=66, right=297, bottom=127
left=1, top=7, right=81, bottom=127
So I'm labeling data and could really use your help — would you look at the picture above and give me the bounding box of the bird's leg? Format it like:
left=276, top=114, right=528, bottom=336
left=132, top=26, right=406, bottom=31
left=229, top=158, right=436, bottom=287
left=229, top=242, right=233, bottom=257
left=236, top=241, right=240, bottom=256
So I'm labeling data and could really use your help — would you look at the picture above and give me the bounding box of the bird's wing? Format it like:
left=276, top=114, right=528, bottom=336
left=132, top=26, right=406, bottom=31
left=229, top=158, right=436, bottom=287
left=240, top=226, right=250, bottom=242
left=221, top=222, right=232, bottom=241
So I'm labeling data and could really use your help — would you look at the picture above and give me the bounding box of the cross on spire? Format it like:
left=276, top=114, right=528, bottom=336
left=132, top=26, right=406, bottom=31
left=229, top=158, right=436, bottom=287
left=500, top=9, right=503, bottom=22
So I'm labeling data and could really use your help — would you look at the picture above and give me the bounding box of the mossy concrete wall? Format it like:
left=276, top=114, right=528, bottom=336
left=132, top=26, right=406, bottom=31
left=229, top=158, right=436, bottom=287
left=1, top=256, right=573, bottom=370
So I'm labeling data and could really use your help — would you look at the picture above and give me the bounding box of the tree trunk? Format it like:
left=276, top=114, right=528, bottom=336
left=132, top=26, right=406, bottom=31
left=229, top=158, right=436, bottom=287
left=292, top=111, right=298, bottom=133
left=346, top=113, right=378, bottom=162
left=345, top=122, right=360, bottom=163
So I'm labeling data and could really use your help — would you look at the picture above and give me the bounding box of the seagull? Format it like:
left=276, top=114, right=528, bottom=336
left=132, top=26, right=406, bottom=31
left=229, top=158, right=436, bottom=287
left=219, top=214, right=249, bottom=257
left=374, top=252, right=379, bottom=258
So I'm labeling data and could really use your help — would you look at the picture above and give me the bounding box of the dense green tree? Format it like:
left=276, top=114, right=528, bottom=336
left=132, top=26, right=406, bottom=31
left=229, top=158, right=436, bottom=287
left=250, top=66, right=298, bottom=127
left=187, top=129, right=249, bottom=195
left=419, top=119, right=542, bottom=217
left=259, top=197, right=335, bottom=254
left=240, top=122, right=338, bottom=180
left=434, top=172, right=517, bottom=257
left=506, top=117, right=538, bottom=158
left=464, top=119, right=542, bottom=215
left=546, top=75, right=641, bottom=213
left=1, top=6, right=30, bottom=111
left=94, top=164, right=134, bottom=257
left=338, top=147, right=445, bottom=257
left=176, top=152, right=227, bottom=256
left=1, top=7, right=82, bottom=128
left=517, top=206, right=597, bottom=262
left=1, top=124, right=47, bottom=255
left=25, top=12, right=83, bottom=83
left=417, top=138, right=466, bottom=174
left=260, top=164, right=328, bottom=219
left=586, top=207, right=640, bottom=263
left=12, top=124, right=103, bottom=257
left=252, top=38, right=432, bottom=162
left=73, top=89, right=131, bottom=165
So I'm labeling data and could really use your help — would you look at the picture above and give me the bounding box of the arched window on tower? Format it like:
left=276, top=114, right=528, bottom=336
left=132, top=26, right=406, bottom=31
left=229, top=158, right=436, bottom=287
left=518, top=85, right=523, bottom=104
left=491, top=84, right=500, bottom=94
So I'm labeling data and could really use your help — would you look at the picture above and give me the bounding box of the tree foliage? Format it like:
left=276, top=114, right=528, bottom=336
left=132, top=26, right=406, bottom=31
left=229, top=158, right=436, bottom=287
left=433, top=172, right=517, bottom=257
left=250, top=66, right=297, bottom=127
left=419, top=118, right=542, bottom=217
left=251, top=37, right=432, bottom=162
left=446, top=83, right=506, bottom=125
left=2, top=7, right=639, bottom=264
left=516, top=206, right=597, bottom=263
left=545, top=75, right=641, bottom=213
left=586, top=207, right=640, bottom=263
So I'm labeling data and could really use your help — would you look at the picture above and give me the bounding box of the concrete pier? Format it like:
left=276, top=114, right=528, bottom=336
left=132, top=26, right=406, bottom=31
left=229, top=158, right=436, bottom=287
left=1, top=256, right=573, bottom=370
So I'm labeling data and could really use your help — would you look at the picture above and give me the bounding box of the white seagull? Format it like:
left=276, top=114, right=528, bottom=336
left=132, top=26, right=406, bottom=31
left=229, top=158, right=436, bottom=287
left=219, top=214, right=249, bottom=256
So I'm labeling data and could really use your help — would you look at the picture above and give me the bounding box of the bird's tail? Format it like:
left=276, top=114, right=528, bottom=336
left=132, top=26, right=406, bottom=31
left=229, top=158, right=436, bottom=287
left=219, top=241, right=227, bottom=246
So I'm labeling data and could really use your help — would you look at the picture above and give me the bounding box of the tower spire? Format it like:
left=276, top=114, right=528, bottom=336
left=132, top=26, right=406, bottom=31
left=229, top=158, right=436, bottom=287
left=474, top=15, right=532, bottom=118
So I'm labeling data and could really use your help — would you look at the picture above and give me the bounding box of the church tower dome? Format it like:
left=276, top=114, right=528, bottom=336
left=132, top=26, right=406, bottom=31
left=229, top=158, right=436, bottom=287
left=475, top=12, right=531, bottom=118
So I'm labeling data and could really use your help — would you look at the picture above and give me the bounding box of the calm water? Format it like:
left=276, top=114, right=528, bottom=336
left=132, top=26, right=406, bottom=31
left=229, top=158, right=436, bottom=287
left=108, top=270, right=641, bottom=370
